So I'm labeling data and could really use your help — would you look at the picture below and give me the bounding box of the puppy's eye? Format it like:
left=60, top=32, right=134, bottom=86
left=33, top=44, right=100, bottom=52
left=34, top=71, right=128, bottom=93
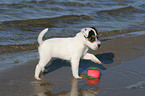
left=90, top=37, right=95, bottom=42
left=88, top=35, right=95, bottom=43
left=92, top=35, right=95, bottom=38
left=85, top=29, right=87, bottom=31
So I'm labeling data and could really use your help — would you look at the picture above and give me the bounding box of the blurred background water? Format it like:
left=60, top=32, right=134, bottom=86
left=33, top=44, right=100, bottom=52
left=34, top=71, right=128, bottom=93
left=0, top=0, right=145, bottom=70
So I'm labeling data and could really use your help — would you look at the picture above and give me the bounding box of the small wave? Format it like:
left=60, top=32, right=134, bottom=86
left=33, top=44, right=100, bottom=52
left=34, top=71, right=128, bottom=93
left=126, top=81, right=145, bottom=89
left=101, top=29, right=145, bottom=38
left=23, top=1, right=92, bottom=7
left=100, top=22, right=145, bottom=38
left=22, top=0, right=58, bottom=5
left=99, top=6, right=144, bottom=13
left=140, top=4, right=145, bottom=8
left=0, top=3, right=34, bottom=8
left=61, top=2, right=92, bottom=7
left=98, top=6, right=145, bottom=17
left=3, top=15, right=92, bottom=27
left=0, top=43, right=38, bottom=54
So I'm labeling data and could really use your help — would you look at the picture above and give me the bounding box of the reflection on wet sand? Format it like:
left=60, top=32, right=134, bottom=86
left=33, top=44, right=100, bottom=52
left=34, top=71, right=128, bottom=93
left=87, top=78, right=100, bottom=86
left=32, top=78, right=100, bottom=96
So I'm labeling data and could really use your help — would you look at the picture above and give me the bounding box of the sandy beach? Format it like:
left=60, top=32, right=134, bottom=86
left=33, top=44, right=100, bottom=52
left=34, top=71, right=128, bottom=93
left=0, top=34, right=145, bottom=96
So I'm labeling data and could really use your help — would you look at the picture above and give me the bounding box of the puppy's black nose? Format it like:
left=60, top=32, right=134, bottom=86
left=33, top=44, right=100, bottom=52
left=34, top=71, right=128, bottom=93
left=98, top=44, right=101, bottom=48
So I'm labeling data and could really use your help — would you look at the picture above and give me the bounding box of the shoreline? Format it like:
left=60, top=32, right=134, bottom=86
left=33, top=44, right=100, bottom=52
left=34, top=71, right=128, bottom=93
left=0, top=35, right=145, bottom=96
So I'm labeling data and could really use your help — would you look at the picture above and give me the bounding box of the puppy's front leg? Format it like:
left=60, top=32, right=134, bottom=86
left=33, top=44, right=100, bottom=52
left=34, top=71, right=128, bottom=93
left=71, top=57, right=82, bottom=79
left=82, top=53, right=102, bottom=64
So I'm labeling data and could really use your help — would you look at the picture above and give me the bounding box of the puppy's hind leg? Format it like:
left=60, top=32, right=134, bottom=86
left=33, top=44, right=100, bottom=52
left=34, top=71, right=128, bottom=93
left=34, top=57, right=51, bottom=80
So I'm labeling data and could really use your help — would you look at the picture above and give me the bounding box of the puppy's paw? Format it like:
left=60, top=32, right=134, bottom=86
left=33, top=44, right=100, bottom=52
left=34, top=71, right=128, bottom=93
left=34, top=76, right=41, bottom=81
left=74, top=76, right=82, bottom=79
left=97, top=61, right=102, bottom=64
left=41, top=68, right=45, bottom=73
left=94, top=60, right=102, bottom=64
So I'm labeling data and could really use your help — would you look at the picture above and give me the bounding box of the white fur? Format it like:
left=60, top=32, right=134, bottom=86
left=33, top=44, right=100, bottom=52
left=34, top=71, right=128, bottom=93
left=34, top=28, right=102, bottom=80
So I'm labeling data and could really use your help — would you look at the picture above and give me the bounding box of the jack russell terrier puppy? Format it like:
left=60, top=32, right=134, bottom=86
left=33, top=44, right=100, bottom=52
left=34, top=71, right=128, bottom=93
left=34, top=27, right=102, bottom=80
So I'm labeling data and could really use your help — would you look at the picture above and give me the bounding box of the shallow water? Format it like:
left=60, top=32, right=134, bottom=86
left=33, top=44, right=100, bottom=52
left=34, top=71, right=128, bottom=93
left=0, top=0, right=145, bottom=70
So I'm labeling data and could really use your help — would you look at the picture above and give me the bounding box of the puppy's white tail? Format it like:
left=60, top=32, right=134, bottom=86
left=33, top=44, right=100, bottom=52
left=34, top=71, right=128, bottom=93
left=38, top=28, right=49, bottom=45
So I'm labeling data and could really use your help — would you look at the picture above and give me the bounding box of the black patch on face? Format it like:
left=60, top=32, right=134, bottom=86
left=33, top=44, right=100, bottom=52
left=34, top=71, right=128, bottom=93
left=88, top=30, right=96, bottom=43
left=91, top=27, right=99, bottom=39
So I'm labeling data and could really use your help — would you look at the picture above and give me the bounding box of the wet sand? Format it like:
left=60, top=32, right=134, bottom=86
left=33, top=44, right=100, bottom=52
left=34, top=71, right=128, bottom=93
left=0, top=35, right=145, bottom=96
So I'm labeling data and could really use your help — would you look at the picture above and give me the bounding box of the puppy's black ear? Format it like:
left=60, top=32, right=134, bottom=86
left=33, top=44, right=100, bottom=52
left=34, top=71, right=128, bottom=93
left=88, top=30, right=95, bottom=42
left=91, top=27, right=99, bottom=36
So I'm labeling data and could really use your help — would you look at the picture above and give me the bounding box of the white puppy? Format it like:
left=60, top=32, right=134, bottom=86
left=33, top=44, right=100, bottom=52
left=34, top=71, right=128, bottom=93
left=34, top=27, right=102, bottom=80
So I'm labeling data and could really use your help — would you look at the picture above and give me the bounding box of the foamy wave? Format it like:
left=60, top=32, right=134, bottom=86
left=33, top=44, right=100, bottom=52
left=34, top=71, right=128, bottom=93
left=126, top=81, right=145, bottom=89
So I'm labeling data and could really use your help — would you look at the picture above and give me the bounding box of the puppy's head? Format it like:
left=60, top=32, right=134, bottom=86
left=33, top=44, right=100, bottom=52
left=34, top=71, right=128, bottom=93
left=81, top=27, right=101, bottom=50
